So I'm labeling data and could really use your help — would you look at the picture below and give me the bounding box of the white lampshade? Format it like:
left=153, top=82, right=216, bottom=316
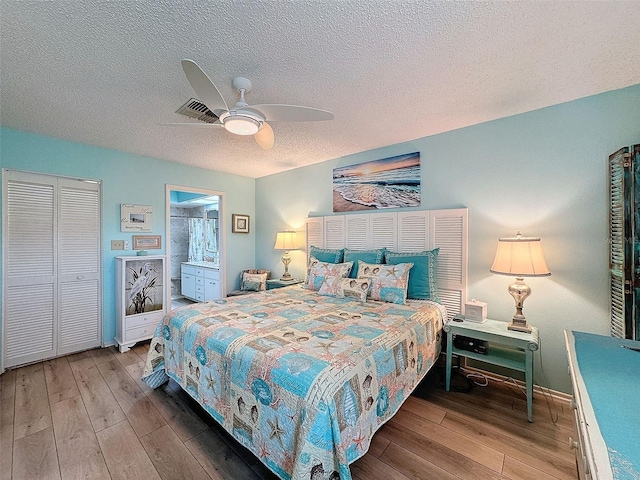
left=490, top=233, right=550, bottom=277
left=274, top=231, right=297, bottom=250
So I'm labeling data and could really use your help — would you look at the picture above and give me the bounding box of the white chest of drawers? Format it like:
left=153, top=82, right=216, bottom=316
left=115, top=255, right=167, bottom=353
left=181, top=262, right=221, bottom=302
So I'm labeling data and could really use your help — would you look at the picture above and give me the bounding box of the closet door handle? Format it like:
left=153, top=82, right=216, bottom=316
left=77, top=275, right=85, bottom=280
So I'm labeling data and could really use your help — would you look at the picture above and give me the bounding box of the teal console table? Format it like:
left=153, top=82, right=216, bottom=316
left=565, top=330, right=640, bottom=479
left=444, top=318, right=539, bottom=422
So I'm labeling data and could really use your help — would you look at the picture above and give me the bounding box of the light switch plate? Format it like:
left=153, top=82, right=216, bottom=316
left=124, top=240, right=130, bottom=250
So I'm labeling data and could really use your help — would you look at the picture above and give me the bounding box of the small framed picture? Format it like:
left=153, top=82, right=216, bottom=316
left=232, top=214, right=250, bottom=234
left=133, top=235, right=162, bottom=249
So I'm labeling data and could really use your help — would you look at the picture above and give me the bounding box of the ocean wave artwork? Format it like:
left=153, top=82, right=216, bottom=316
left=332, top=152, right=421, bottom=212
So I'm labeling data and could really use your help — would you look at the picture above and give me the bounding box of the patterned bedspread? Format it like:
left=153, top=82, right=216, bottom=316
left=142, top=285, right=444, bottom=480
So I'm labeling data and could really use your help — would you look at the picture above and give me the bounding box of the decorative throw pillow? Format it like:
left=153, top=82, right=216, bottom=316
left=317, top=275, right=342, bottom=297
left=305, top=259, right=353, bottom=291
left=356, top=260, right=413, bottom=305
left=309, top=245, right=344, bottom=264
left=242, top=272, right=268, bottom=291
left=318, top=276, right=370, bottom=303
left=241, top=280, right=262, bottom=292
left=343, top=248, right=386, bottom=278
left=338, top=277, right=370, bottom=303
left=384, top=249, right=439, bottom=301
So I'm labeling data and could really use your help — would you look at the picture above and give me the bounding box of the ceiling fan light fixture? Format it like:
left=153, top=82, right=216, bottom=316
left=223, top=116, right=260, bottom=135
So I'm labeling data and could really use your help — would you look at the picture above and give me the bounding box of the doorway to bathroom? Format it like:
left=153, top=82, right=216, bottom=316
left=166, top=184, right=225, bottom=309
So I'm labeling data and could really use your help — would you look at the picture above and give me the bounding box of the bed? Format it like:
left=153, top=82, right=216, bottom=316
left=143, top=208, right=467, bottom=480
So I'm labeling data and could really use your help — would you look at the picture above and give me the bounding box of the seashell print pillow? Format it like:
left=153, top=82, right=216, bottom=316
left=304, top=257, right=353, bottom=291
left=318, top=275, right=371, bottom=303
left=356, top=260, right=413, bottom=304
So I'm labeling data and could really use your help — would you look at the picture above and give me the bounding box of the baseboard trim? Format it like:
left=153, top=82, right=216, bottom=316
left=461, top=365, right=572, bottom=404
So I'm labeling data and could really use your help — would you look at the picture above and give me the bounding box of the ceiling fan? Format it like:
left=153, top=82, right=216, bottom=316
left=170, top=59, right=334, bottom=150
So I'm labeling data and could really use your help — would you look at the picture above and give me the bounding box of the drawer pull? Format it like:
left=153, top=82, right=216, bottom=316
left=569, top=437, right=578, bottom=450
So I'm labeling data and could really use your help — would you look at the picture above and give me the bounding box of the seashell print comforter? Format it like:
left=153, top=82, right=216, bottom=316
left=142, top=285, right=444, bottom=480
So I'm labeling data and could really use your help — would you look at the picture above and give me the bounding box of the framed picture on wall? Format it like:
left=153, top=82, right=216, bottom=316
left=133, top=235, right=162, bottom=249
left=232, top=214, right=250, bottom=233
left=121, top=204, right=153, bottom=232
left=332, top=152, right=421, bottom=212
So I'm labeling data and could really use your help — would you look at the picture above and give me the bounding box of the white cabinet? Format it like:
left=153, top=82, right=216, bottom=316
left=116, top=255, right=166, bottom=353
left=181, top=267, right=196, bottom=300
left=181, top=263, right=221, bottom=302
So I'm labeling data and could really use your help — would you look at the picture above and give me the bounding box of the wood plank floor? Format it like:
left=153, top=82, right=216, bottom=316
left=0, top=343, right=578, bottom=480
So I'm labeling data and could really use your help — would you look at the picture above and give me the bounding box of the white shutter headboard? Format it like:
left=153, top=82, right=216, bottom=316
left=305, top=208, right=468, bottom=320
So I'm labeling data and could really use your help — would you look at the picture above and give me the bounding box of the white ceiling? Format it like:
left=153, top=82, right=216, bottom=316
left=1, top=1, right=639, bottom=178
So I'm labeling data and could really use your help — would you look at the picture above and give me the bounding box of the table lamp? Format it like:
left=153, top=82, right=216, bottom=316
left=274, top=231, right=297, bottom=281
left=490, top=232, right=550, bottom=332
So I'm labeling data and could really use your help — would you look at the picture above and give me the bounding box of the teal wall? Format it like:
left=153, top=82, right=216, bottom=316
left=2, top=85, right=639, bottom=392
left=255, top=84, right=640, bottom=393
left=0, top=128, right=255, bottom=358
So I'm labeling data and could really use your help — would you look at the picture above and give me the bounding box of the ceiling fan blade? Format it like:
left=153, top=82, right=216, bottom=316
left=160, top=122, right=222, bottom=128
left=181, top=59, right=229, bottom=116
left=246, top=104, right=334, bottom=122
left=254, top=122, right=274, bottom=150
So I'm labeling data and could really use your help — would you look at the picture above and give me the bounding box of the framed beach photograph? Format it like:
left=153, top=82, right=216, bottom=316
left=332, top=152, right=421, bottom=212
left=121, top=204, right=153, bottom=232
left=133, top=235, right=162, bottom=250
left=232, top=214, right=250, bottom=233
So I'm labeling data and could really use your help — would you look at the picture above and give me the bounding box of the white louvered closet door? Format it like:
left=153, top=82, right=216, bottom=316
left=58, top=178, right=101, bottom=354
left=4, top=172, right=57, bottom=367
left=3, top=171, right=102, bottom=368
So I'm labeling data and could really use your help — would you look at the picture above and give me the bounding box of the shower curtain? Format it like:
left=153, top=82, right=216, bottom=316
left=188, top=218, right=204, bottom=262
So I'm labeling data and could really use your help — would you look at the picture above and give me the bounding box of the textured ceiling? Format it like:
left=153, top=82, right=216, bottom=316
left=1, top=1, right=639, bottom=178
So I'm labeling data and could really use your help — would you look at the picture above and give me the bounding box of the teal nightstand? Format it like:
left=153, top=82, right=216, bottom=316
left=266, top=278, right=304, bottom=290
left=444, top=318, right=539, bottom=422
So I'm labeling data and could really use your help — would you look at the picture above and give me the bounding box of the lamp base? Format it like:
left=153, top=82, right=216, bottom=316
left=280, top=251, right=292, bottom=281
left=508, top=317, right=532, bottom=333
left=507, top=278, right=532, bottom=333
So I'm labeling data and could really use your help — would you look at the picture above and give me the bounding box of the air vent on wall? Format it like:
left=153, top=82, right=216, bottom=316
left=175, top=98, right=219, bottom=124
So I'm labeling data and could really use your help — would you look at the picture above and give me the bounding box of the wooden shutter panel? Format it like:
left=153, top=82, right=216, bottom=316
left=345, top=214, right=369, bottom=250
left=431, top=209, right=468, bottom=320
left=397, top=211, right=429, bottom=252
left=306, top=217, right=324, bottom=260
left=324, top=216, right=345, bottom=249
left=609, top=147, right=628, bottom=338
left=370, top=212, right=397, bottom=250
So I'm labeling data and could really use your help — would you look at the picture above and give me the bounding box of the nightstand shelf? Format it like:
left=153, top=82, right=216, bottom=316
left=444, top=318, right=539, bottom=422
left=452, top=344, right=526, bottom=372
